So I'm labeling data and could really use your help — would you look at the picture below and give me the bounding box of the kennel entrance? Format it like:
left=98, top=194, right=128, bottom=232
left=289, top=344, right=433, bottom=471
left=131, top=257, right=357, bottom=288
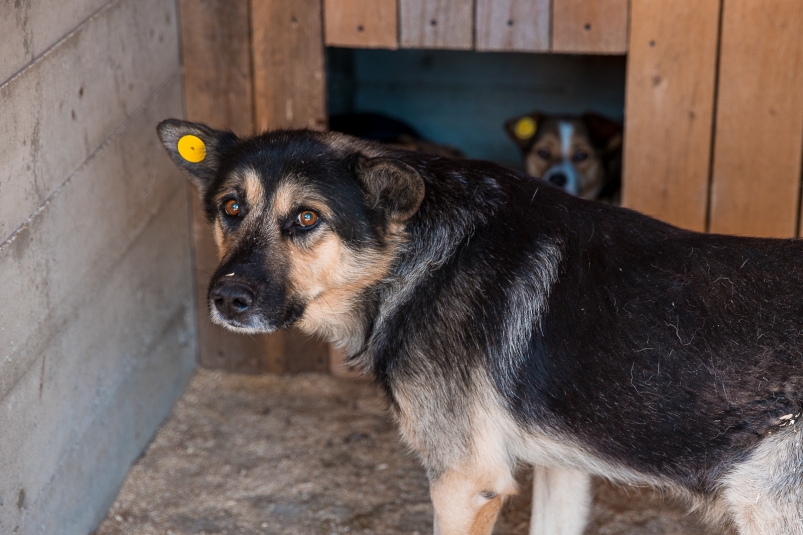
left=179, top=0, right=803, bottom=374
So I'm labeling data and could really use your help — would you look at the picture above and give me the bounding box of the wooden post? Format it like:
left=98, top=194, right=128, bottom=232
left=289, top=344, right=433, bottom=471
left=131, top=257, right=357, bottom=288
left=251, top=0, right=328, bottom=132
left=179, top=0, right=286, bottom=373
left=324, top=0, right=399, bottom=49
left=551, top=0, right=628, bottom=54
left=475, top=0, right=550, bottom=52
left=708, top=0, right=803, bottom=238
left=249, top=0, right=330, bottom=372
left=622, top=0, right=721, bottom=232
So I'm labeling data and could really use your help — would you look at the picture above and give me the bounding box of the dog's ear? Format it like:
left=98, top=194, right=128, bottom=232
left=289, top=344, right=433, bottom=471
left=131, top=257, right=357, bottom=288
left=582, top=113, right=623, bottom=154
left=355, top=157, right=425, bottom=223
left=156, top=119, right=239, bottom=196
left=504, top=111, right=545, bottom=151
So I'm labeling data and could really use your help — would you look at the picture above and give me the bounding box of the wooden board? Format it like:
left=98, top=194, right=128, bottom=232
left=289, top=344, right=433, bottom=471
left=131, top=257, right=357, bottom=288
left=250, top=0, right=330, bottom=372
left=709, top=0, right=803, bottom=238
left=552, top=0, right=629, bottom=54
left=324, top=0, right=398, bottom=49
left=475, top=0, right=550, bottom=52
left=621, top=0, right=721, bottom=232
left=399, top=0, right=473, bottom=49
left=251, top=0, right=328, bottom=132
left=179, top=0, right=288, bottom=373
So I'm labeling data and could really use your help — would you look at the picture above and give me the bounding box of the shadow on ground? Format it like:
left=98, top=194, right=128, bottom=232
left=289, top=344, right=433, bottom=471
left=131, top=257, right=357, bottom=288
left=95, top=370, right=730, bottom=535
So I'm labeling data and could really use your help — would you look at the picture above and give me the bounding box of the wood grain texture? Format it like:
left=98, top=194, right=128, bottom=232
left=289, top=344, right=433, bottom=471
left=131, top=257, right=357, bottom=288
left=399, top=0, right=473, bottom=49
left=250, top=0, right=330, bottom=372
left=179, top=0, right=289, bottom=373
left=475, top=0, right=550, bottom=52
left=324, top=0, right=398, bottom=49
left=552, top=0, right=629, bottom=54
left=251, top=0, right=328, bottom=131
left=622, top=0, right=720, bottom=232
left=709, top=0, right=803, bottom=238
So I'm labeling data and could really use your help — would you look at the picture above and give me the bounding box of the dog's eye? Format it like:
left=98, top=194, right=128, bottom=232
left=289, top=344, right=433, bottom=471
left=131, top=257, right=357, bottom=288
left=573, top=151, right=589, bottom=162
left=296, top=210, right=319, bottom=228
left=224, top=199, right=241, bottom=217
left=536, top=148, right=551, bottom=159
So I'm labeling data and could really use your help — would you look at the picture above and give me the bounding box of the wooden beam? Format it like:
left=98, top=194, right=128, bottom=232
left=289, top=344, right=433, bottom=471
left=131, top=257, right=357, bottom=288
left=622, top=0, right=721, bottom=232
left=179, top=0, right=286, bottom=373
left=475, top=0, right=550, bottom=52
left=324, top=0, right=399, bottom=49
left=250, top=0, right=328, bottom=132
left=709, top=0, right=803, bottom=238
left=399, top=0, right=474, bottom=49
left=552, top=0, right=629, bottom=54
left=250, top=0, right=330, bottom=372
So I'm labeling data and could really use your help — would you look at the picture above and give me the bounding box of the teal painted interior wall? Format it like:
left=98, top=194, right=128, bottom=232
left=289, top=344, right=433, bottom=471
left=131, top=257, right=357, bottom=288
left=328, top=48, right=626, bottom=169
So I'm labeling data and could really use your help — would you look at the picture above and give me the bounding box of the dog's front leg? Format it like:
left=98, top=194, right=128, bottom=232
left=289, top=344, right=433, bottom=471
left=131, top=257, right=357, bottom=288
left=430, top=470, right=507, bottom=535
left=529, top=465, right=591, bottom=535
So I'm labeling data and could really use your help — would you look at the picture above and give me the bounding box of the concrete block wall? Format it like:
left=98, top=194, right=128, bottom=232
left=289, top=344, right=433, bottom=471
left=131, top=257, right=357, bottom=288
left=0, top=1, right=197, bottom=533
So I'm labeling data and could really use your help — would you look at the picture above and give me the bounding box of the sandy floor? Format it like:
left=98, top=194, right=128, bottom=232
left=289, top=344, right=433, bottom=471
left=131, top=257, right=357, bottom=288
left=94, top=370, right=730, bottom=535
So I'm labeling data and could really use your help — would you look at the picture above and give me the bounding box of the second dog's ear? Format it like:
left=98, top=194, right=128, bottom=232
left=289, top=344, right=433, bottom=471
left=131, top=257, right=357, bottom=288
left=504, top=111, right=545, bottom=151
left=582, top=113, right=623, bottom=154
left=356, top=157, right=425, bottom=223
left=156, top=119, right=239, bottom=196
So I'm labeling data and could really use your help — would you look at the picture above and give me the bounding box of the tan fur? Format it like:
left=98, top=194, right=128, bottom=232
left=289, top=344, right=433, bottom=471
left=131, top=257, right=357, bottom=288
left=243, top=169, right=265, bottom=213
left=526, top=126, right=606, bottom=200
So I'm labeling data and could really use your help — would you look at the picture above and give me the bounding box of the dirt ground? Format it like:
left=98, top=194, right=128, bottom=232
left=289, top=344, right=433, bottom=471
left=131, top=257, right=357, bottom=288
left=94, top=370, right=730, bottom=535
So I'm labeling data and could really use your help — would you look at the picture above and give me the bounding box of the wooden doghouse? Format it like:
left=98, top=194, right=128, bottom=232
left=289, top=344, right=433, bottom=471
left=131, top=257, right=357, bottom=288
left=179, top=0, right=803, bottom=374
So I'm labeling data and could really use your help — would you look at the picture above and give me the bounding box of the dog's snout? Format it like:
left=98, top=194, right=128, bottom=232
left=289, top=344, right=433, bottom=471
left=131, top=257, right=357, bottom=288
left=549, top=173, right=568, bottom=187
left=211, top=282, right=255, bottom=318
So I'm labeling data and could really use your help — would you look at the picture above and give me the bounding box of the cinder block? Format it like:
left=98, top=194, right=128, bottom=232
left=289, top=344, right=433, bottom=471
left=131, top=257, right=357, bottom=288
left=0, top=198, right=195, bottom=534
left=0, top=76, right=185, bottom=402
left=0, top=0, right=112, bottom=84
left=0, top=73, right=195, bottom=533
left=0, top=0, right=180, bottom=242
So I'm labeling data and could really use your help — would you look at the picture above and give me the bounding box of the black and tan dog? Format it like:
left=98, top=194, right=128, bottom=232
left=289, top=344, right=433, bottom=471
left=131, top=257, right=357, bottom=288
left=158, top=119, right=803, bottom=535
left=504, top=111, right=622, bottom=203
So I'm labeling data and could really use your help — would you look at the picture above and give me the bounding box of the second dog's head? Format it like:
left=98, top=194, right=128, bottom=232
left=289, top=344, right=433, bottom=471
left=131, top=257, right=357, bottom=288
left=156, top=119, right=423, bottom=344
left=504, top=111, right=622, bottom=200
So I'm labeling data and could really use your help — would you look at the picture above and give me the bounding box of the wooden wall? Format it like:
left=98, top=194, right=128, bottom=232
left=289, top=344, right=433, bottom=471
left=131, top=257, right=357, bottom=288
left=623, top=0, right=803, bottom=238
left=0, top=0, right=195, bottom=532
left=325, top=0, right=628, bottom=53
left=180, top=0, right=803, bottom=375
left=178, top=0, right=329, bottom=374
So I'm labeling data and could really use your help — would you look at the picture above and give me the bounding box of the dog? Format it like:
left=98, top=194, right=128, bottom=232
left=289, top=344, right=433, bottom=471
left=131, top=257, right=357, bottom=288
left=504, top=111, right=622, bottom=203
left=158, top=119, right=803, bottom=535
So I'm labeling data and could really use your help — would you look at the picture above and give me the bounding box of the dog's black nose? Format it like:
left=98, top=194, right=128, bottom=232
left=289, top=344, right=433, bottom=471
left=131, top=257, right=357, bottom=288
left=211, top=282, right=254, bottom=318
left=549, top=173, right=568, bottom=187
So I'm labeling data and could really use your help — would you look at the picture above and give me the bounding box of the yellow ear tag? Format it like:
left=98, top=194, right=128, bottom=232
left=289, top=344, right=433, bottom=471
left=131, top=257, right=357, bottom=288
left=514, top=117, right=537, bottom=140
left=177, top=134, right=206, bottom=163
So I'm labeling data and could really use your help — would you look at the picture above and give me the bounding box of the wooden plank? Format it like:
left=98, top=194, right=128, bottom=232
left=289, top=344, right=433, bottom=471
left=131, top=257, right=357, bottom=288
left=709, top=0, right=803, bottom=238
left=552, top=0, right=629, bottom=54
left=250, top=0, right=330, bottom=372
left=179, top=0, right=290, bottom=373
left=324, top=0, right=398, bottom=49
left=179, top=0, right=254, bottom=135
left=475, top=0, right=550, bottom=52
left=621, top=0, right=720, bottom=232
left=399, top=0, right=474, bottom=50
left=251, top=0, right=328, bottom=131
